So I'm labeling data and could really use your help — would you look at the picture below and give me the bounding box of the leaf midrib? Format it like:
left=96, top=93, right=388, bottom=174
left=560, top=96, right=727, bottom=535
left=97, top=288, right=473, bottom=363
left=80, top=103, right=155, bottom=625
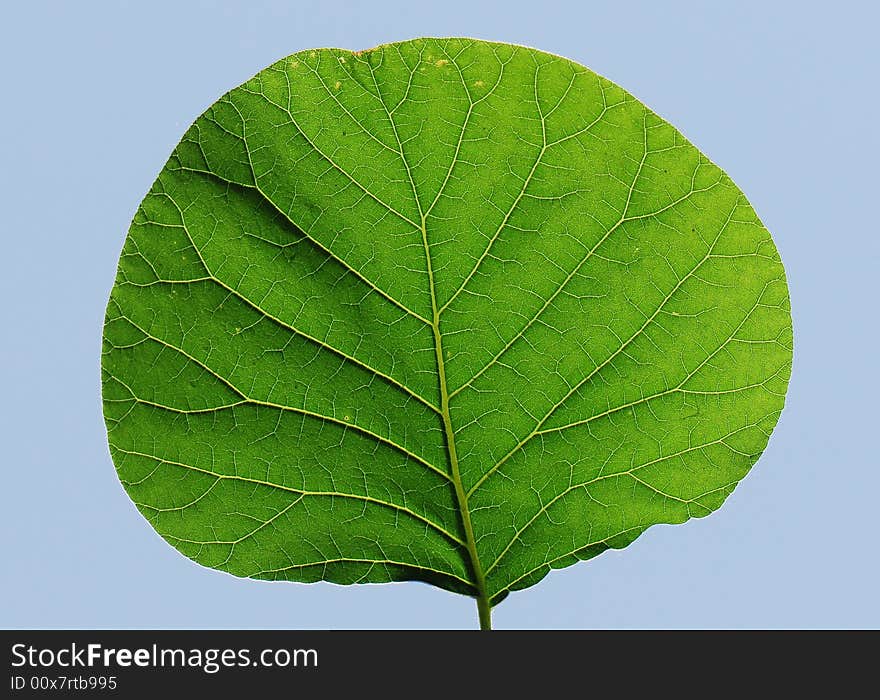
left=421, top=212, right=491, bottom=612
left=362, top=45, right=490, bottom=607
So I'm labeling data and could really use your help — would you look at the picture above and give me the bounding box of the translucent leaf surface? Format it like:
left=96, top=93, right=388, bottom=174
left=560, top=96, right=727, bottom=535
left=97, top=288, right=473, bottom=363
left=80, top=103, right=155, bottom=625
left=102, top=38, right=792, bottom=628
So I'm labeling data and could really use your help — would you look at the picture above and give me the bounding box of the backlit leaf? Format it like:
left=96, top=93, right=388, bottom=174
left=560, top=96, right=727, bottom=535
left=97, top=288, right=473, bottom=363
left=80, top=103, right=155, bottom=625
left=102, top=38, right=792, bottom=628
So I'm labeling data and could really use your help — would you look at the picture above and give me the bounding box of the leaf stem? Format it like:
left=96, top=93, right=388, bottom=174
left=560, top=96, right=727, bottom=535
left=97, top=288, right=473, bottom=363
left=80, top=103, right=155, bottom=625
left=477, top=593, right=493, bottom=630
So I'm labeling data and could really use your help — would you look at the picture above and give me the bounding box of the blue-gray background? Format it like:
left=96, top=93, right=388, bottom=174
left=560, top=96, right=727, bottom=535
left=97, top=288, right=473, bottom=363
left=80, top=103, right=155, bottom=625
left=2, top=0, right=877, bottom=629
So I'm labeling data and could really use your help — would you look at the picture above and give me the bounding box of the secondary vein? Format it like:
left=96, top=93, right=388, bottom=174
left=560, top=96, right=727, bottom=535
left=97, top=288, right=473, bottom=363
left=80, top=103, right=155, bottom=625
left=116, top=446, right=465, bottom=547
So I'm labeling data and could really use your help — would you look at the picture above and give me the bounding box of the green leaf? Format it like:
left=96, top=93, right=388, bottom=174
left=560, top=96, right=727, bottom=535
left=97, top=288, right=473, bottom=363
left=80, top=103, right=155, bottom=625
left=102, top=38, right=792, bottom=629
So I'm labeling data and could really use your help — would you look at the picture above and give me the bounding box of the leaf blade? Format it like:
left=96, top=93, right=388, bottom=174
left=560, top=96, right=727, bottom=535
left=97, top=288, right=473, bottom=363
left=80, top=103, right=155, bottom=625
left=103, top=38, right=792, bottom=619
